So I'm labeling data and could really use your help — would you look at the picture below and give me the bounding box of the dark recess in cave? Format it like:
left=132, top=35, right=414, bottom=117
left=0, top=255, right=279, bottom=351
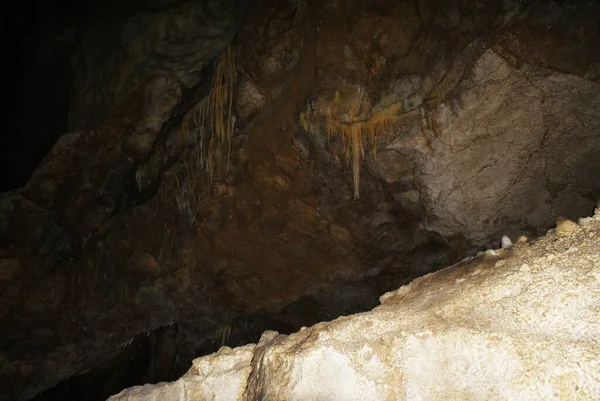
left=4, top=0, right=144, bottom=192
left=32, top=316, right=296, bottom=401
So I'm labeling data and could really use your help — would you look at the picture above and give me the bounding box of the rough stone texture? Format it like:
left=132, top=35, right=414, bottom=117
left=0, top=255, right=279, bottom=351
left=389, top=47, right=600, bottom=245
left=111, top=211, right=600, bottom=400
left=109, top=344, right=255, bottom=401
left=2, top=0, right=600, bottom=399
left=1, top=1, right=244, bottom=399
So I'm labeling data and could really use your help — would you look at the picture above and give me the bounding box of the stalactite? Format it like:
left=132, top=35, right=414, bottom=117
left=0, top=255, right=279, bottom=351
left=351, top=125, right=361, bottom=200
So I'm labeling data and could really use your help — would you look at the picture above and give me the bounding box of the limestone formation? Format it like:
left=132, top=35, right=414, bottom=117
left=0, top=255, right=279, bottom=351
left=3, top=1, right=600, bottom=399
left=556, top=217, right=578, bottom=237
left=110, top=345, right=255, bottom=401
left=501, top=235, right=513, bottom=249
left=110, top=212, right=600, bottom=400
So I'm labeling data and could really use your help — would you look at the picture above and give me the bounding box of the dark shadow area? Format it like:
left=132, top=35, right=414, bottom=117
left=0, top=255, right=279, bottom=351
left=3, top=0, right=144, bottom=192
left=31, top=315, right=295, bottom=401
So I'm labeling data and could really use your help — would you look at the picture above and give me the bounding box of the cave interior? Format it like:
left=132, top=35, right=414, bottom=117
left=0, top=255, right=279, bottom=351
left=2, top=0, right=600, bottom=400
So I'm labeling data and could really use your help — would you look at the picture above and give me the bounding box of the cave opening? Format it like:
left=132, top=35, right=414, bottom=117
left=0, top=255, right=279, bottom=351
left=2, top=0, right=600, bottom=400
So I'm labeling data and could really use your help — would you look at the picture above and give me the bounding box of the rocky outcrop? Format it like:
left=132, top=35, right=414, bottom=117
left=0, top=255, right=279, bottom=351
left=110, top=344, right=255, bottom=401
left=110, top=211, right=600, bottom=400
left=2, top=1, right=600, bottom=400
left=389, top=47, right=600, bottom=246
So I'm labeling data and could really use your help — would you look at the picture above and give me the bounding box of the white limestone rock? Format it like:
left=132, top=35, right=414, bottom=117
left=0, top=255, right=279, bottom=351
left=501, top=235, right=513, bottom=249
left=108, top=344, right=255, bottom=401
left=388, top=48, right=600, bottom=246
left=111, top=213, right=600, bottom=400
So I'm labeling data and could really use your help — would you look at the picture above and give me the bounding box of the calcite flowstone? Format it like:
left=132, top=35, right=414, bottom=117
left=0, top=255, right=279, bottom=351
left=110, top=213, right=600, bottom=400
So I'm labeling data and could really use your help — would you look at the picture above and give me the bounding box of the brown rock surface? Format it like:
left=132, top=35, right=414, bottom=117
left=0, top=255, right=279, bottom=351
left=1, top=0, right=599, bottom=399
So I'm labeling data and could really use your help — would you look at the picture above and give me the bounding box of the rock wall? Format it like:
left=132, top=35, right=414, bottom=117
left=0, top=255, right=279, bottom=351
left=1, top=0, right=599, bottom=399
left=110, top=211, right=600, bottom=400
left=390, top=47, right=600, bottom=245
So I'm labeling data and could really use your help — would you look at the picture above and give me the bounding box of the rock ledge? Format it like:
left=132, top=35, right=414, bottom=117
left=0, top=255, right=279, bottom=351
left=110, top=211, right=600, bottom=400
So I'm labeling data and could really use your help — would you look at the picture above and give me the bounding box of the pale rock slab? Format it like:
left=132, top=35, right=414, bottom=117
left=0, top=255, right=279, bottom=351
left=111, top=212, right=600, bottom=400
left=108, top=344, right=255, bottom=401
